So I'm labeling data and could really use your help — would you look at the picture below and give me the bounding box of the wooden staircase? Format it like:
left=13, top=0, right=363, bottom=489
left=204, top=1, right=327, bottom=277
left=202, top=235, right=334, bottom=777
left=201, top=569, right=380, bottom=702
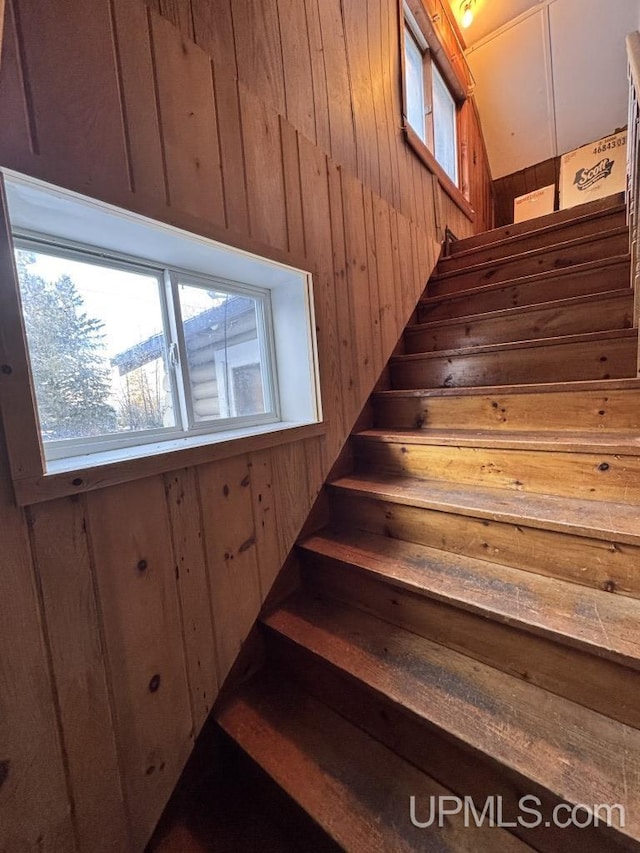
left=217, top=195, right=640, bottom=852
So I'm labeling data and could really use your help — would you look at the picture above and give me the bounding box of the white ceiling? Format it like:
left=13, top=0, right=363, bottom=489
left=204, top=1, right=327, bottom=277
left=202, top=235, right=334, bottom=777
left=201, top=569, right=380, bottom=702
left=451, top=0, right=640, bottom=178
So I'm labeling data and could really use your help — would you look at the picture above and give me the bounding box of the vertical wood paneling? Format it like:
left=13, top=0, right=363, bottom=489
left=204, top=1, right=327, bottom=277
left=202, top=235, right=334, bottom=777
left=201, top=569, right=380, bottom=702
left=299, top=133, right=345, bottom=459
left=315, top=0, right=358, bottom=174
left=277, top=0, right=316, bottom=144
left=373, top=194, right=399, bottom=356
left=13, top=0, right=129, bottom=199
left=327, top=159, right=361, bottom=426
left=280, top=118, right=306, bottom=259
left=367, top=0, right=393, bottom=205
left=110, top=0, right=167, bottom=204
left=86, top=477, right=193, bottom=850
left=341, top=0, right=381, bottom=196
left=363, top=187, right=383, bottom=377
left=0, top=429, right=77, bottom=853
left=396, top=211, right=416, bottom=319
left=158, top=0, right=194, bottom=39
left=198, top=455, right=262, bottom=683
left=213, top=70, right=250, bottom=235
left=304, top=435, right=325, bottom=505
left=0, top=0, right=5, bottom=63
left=414, top=211, right=429, bottom=303
left=249, top=449, right=283, bottom=593
left=389, top=208, right=406, bottom=325
left=271, top=441, right=311, bottom=559
left=379, top=0, right=402, bottom=211
left=231, top=0, right=286, bottom=116
left=0, top=0, right=35, bottom=170
left=164, top=468, right=219, bottom=731
left=342, top=170, right=376, bottom=395
left=303, top=0, right=331, bottom=154
left=239, top=83, right=288, bottom=252
left=28, top=496, right=131, bottom=853
left=150, top=12, right=225, bottom=226
left=190, top=0, right=237, bottom=74
left=420, top=169, right=437, bottom=246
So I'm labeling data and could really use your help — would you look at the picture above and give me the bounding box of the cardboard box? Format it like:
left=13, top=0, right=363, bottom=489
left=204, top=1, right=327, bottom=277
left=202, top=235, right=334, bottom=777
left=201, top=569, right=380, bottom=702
left=560, top=130, right=627, bottom=210
left=513, top=184, right=555, bottom=223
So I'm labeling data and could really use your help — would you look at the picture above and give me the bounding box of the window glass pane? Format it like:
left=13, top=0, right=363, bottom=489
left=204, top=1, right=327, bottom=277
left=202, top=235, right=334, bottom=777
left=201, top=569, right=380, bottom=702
left=15, top=248, right=174, bottom=443
left=432, top=64, right=458, bottom=184
left=233, top=364, right=265, bottom=417
left=178, top=283, right=269, bottom=422
left=404, top=25, right=426, bottom=142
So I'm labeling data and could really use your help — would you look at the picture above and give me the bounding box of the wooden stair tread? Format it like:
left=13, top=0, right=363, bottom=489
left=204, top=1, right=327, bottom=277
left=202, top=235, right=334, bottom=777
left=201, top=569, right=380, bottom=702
left=445, top=201, right=626, bottom=262
left=263, top=594, right=639, bottom=841
left=354, top=427, right=640, bottom=455
left=392, top=327, right=637, bottom=362
left=373, top=378, right=640, bottom=399
left=329, top=472, right=640, bottom=545
left=419, top=255, right=630, bottom=307
left=299, top=528, right=640, bottom=669
left=216, top=673, right=531, bottom=852
left=431, top=225, right=628, bottom=283
left=406, top=289, right=633, bottom=334
left=449, top=195, right=626, bottom=255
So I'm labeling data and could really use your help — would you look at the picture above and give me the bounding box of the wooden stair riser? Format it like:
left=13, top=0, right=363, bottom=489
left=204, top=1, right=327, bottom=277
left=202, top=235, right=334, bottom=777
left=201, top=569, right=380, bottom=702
left=300, top=530, right=640, bottom=665
left=438, top=210, right=626, bottom=273
left=299, top=555, right=640, bottom=728
left=430, top=229, right=629, bottom=296
left=328, top=491, right=640, bottom=598
left=440, top=209, right=627, bottom=272
left=262, top=600, right=640, bottom=847
left=449, top=196, right=626, bottom=256
left=405, top=292, right=633, bottom=353
left=419, top=260, right=631, bottom=322
left=265, top=635, right=628, bottom=853
left=352, top=438, right=640, bottom=504
left=390, top=333, right=637, bottom=389
left=372, top=387, right=640, bottom=432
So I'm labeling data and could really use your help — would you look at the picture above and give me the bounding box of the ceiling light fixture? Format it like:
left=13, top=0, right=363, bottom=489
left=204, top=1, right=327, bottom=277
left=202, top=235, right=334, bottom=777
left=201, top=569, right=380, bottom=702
left=460, top=0, right=475, bottom=28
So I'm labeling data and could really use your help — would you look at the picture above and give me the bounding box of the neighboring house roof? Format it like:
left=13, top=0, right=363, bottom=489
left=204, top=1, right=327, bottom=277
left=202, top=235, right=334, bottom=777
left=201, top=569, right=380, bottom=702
left=111, top=296, right=254, bottom=375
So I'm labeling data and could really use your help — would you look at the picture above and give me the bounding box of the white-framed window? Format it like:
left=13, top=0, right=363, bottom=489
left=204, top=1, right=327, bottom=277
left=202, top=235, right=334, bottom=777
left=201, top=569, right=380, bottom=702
left=2, top=171, right=321, bottom=475
left=403, top=3, right=461, bottom=186
left=432, top=63, right=458, bottom=185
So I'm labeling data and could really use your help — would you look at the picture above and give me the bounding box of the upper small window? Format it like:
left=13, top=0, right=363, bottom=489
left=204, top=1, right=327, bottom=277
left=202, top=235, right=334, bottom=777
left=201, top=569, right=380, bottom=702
left=402, top=4, right=461, bottom=186
left=1, top=172, right=321, bottom=476
left=432, top=64, right=458, bottom=185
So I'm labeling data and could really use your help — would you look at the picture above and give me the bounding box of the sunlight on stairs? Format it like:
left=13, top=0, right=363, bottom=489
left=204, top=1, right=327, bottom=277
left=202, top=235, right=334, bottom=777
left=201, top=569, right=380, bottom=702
left=217, top=194, right=640, bottom=852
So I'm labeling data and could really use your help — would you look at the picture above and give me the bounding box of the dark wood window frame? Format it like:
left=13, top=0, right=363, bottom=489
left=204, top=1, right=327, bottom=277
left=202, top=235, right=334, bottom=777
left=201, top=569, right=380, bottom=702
left=400, top=0, right=475, bottom=221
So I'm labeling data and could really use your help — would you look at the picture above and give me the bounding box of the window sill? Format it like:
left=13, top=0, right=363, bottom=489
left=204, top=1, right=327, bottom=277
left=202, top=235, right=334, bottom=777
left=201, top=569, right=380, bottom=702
left=404, top=124, right=475, bottom=222
left=12, top=420, right=326, bottom=506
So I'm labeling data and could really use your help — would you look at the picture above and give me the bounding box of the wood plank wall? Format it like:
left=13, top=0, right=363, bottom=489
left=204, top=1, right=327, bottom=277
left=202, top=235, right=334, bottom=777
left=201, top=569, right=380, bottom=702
left=493, top=156, right=561, bottom=226
left=0, top=0, right=494, bottom=850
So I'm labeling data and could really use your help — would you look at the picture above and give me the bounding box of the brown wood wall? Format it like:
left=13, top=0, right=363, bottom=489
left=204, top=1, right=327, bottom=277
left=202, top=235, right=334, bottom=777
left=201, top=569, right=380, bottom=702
left=493, top=156, right=561, bottom=226
left=0, top=0, right=493, bottom=850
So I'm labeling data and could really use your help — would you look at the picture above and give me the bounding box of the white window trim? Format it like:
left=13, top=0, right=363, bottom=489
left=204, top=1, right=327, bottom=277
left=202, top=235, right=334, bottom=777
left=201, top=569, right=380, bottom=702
left=404, top=22, right=429, bottom=143
left=431, top=62, right=459, bottom=185
left=3, top=170, right=322, bottom=475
